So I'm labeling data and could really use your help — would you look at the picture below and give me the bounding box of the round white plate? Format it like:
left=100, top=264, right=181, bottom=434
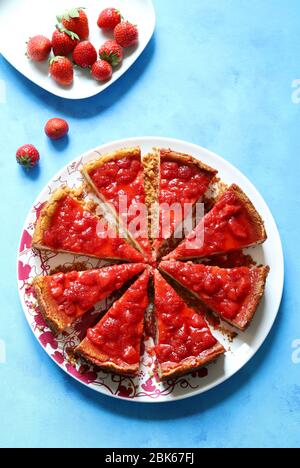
left=0, top=0, right=155, bottom=100
left=17, top=137, right=284, bottom=403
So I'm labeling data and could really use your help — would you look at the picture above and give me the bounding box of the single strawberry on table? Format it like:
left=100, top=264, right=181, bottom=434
left=57, top=7, right=89, bottom=40
left=114, top=21, right=138, bottom=48
left=16, top=144, right=40, bottom=169
left=45, top=118, right=69, bottom=140
left=73, top=41, right=97, bottom=68
left=49, top=56, right=74, bottom=86
left=52, top=24, right=79, bottom=56
left=91, top=60, right=113, bottom=82
left=99, top=40, right=123, bottom=67
left=26, top=35, right=52, bottom=62
left=97, top=8, right=122, bottom=30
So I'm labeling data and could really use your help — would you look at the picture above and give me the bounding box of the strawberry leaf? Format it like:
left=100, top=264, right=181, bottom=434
left=49, top=56, right=64, bottom=65
left=62, top=10, right=71, bottom=21
left=66, top=30, right=80, bottom=41
left=116, top=9, right=124, bottom=20
left=56, top=24, right=79, bottom=41
left=16, top=156, right=35, bottom=169
left=61, top=7, right=85, bottom=21
left=69, top=8, right=80, bottom=18
left=99, top=50, right=120, bottom=67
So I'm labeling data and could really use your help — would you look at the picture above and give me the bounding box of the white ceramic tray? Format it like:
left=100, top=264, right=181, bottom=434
left=0, top=0, right=156, bottom=99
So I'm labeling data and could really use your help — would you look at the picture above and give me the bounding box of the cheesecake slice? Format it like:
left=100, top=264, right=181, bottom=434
left=75, top=269, right=151, bottom=376
left=153, top=270, right=225, bottom=379
left=33, top=263, right=146, bottom=334
left=163, top=184, right=267, bottom=261
left=81, top=147, right=152, bottom=259
left=160, top=261, right=269, bottom=331
left=32, top=187, right=145, bottom=263
left=144, top=148, right=217, bottom=259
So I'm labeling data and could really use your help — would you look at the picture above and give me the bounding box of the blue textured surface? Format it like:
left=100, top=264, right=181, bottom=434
left=0, top=0, right=299, bottom=448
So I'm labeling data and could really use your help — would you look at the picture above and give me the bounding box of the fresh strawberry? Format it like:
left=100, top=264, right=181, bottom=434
left=57, top=7, right=89, bottom=41
left=45, top=118, right=69, bottom=140
left=16, top=144, right=40, bottom=169
left=52, top=25, right=79, bottom=56
left=99, top=40, right=123, bottom=67
left=91, top=60, right=113, bottom=82
left=26, top=35, right=52, bottom=62
left=114, top=22, right=138, bottom=48
left=73, top=41, right=97, bottom=68
left=97, top=8, right=122, bottom=30
left=49, top=57, right=74, bottom=86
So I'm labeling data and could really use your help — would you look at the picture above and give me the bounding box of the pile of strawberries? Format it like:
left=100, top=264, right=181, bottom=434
left=26, top=7, right=139, bottom=86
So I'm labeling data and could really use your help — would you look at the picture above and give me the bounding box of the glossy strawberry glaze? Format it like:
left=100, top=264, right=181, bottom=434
left=201, top=251, right=255, bottom=268
left=42, top=195, right=143, bottom=261
left=88, top=156, right=151, bottom=256
left=86, top=270, right=150, bottom=366
left=154, top=153, right=215, bottom=249
left=47, top=264, right=146, bottom=318
left=159, top=156, right=214, bottom=206
left=165, top=186, right=264, bottom=260
left=154, top=272, right=217, bottom=365
left=160, top=261, right=257, bottom=320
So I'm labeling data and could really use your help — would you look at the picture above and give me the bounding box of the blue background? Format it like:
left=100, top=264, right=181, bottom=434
left=0, top=0, right=299, bottom=448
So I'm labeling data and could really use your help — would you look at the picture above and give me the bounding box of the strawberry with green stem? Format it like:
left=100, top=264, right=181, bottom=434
left=99, top=40, right=123, bottom=67
left=57, top=7, right=89, bottom=41
left=16, top=145, right=40, bottom=169
left=52, top=24, right=80, bottom=56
